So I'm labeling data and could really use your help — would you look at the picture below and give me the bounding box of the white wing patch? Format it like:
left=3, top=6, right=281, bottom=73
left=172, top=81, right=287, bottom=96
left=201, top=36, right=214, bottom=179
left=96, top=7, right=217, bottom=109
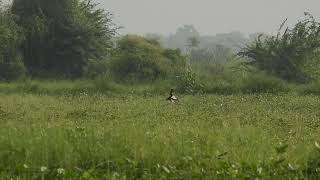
left=171, top=96, right=178, bottom=100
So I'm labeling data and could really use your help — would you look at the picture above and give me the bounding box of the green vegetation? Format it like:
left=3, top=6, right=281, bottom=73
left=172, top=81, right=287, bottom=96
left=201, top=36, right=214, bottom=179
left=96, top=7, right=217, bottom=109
left=1, top=0, right=320, bottom=179
left=10, top=0, right=117, bottom=78
left=109, top=35, right=186, bottom=82
left=0, top=92, right=320, bottom=179
left=0, top=4, right=25, bottom=81
left=239, top=13, right=320, bottom=83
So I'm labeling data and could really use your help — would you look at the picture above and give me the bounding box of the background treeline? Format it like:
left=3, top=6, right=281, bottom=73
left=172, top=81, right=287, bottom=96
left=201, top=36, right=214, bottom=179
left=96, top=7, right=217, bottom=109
left=1, top=0, right=320, bottom=94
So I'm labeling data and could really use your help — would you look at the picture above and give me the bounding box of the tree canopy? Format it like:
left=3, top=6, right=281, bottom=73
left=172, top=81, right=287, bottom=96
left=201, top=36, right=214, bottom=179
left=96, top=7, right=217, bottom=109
left=11, top=0, right=117, bottom=78
left=239, top=13, right=320, bottom=82
left=110, top=35, right=186, bottom=82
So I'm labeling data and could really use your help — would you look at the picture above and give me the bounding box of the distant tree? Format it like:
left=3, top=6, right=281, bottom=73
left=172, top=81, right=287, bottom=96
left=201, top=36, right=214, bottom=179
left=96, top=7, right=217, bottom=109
left=189, top=45, right=232, bottom=64
left=239, top=13, right=320, bottom=82
left=144, top=33, right=165, bottom=45
left=166, top=24, right=200, bottom=51
left=11, top=0, right=117, bottom=78
left=200, top=31, right=248, bottom=53
left=187, top=36, right=200, bottom=49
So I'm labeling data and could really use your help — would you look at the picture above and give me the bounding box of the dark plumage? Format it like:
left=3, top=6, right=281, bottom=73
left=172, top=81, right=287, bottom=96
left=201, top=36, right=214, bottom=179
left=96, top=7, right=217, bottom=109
left=167, top=89, right=178, bottom=103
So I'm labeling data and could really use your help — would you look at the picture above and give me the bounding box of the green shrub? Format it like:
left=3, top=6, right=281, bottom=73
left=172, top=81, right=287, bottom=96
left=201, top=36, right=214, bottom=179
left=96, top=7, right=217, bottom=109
left=176, top=68, right=204, bottom=94
left=239, top=13, right=320, bottom=83
left=240, top=73, right=288, bottom=93
left=202, top=81, right=238, bottom=94
left=84, top=59, right=110, bottom=79
left=16, top=79, right=40, bottom=93
left=110, top=35, right=186, bottom=82
left=92, top=74, right=118, bottom=92
left=162, top=48, right=186, bottom=75
left=11, top=0, right=117, bottom=78
left=0, top=8, right=26, bottom=81
left=297, top=81, right=320, bottom=95
left=0, top=57, right=26, bottom=81
left=111, top=53, right=166, bottom=82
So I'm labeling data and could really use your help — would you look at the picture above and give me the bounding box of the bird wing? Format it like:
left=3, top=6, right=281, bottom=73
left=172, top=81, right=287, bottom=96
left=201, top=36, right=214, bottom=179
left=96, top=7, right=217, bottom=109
left=171, top=96, right=178, bottom=100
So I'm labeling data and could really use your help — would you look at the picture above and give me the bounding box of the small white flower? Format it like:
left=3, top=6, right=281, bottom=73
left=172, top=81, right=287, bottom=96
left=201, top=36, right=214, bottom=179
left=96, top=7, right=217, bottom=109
left=257, top=167, right=263, bottom=174
left=40, top=166, right=47, bottom=172
left=57, top=168, right=65, bottom=175
left=23, top=164, right=29, bottom=169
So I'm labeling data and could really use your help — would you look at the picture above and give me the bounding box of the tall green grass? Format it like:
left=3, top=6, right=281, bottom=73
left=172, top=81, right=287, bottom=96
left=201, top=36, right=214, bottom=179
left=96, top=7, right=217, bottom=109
left=0, top=75, right=320, bottom=97
left=0, top=93, right=320, bottom=179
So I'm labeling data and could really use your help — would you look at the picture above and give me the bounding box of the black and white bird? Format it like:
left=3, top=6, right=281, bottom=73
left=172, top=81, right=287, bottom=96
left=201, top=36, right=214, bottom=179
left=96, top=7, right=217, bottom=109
left=167, top=89, right=178, bottom=103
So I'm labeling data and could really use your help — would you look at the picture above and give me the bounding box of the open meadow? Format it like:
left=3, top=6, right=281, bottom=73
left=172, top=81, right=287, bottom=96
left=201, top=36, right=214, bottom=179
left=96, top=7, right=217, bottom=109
left=0, top=84, right=320, bottom=179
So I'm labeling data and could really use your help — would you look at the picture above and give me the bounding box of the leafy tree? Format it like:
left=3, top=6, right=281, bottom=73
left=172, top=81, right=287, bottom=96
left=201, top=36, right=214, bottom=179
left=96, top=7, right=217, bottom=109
left=0, top=3, right=25, bottom=80
left=162, top=48, right=186, bottom=75
left=11, top=0, right=117, bottom=78
left=110, top=35, right=186, bottom=82
left=239, top=13, right=320, bottom=83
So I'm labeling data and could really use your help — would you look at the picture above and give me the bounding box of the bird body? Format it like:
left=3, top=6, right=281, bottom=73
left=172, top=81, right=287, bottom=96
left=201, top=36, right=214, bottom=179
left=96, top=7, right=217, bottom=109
left=167, top=89, right=178, bottom=103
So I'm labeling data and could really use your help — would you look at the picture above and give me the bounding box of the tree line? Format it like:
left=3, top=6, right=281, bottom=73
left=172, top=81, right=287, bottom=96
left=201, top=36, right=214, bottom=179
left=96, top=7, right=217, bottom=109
left=0, top=0, right=118, bottom=80
left=0, top=0, right=188, bottom=82
left=0, top=0, right=320, bottom=88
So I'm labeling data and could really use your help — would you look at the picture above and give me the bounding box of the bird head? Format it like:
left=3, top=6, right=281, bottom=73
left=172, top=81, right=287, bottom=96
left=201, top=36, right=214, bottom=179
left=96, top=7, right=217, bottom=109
left=170, top=89, right=174, bottom=95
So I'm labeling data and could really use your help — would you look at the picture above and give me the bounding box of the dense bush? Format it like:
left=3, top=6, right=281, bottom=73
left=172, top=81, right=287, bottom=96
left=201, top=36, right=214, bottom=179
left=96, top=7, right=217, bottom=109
left=0, top=6, right=26, bottom=81
left=175, top=68, right=204, bottom=94
left=297, top=81, right=320, bottom=95
left=0, top=57, right=26, bottom=81
left=84, top=59, right=110, bottom=79
left=110, top=35, right=186, bottom=82
left=239, top=13, right=320, bottom=83
left=240, top=72, right=288, bottom=93
left=11, top=0, right=117, bottom=78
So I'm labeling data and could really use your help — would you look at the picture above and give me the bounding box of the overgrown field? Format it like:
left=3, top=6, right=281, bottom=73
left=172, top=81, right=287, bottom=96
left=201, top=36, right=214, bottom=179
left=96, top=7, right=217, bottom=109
left=0, top=91, right=320, bottom=179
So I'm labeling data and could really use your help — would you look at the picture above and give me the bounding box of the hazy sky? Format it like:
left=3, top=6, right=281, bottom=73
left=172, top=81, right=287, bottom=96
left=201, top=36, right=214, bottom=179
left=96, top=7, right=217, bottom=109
left=96, top=0, right=320, bottom=36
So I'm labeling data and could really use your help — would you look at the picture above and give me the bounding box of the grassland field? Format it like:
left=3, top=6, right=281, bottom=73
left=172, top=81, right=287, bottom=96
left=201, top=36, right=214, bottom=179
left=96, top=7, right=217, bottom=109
left=0, top=81, right=320, bottom=179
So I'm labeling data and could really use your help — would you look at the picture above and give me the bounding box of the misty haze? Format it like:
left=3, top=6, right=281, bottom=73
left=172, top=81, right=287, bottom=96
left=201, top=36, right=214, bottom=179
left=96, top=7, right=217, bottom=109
left=1, top=0, right=320, bottom=179
left=97, top=0, right=320, bottom=35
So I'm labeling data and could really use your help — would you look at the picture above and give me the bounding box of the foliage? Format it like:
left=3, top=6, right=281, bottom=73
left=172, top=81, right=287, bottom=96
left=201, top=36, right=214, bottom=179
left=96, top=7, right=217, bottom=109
left=11, top=0, right=117, bottom=78
left=301, top=53, right=320, bottom=80
left=296, top=80, right=320, bottom=95
left=84, top=59, right=110, bottom=79
left=176, top=68, right=204, bottom=94
left=0, top=5, right=25, bottom=80
left=239, top=13, right=320, bottom=83
left=110, top=35, right=186, bottom=82
left=240, top=72, right=288, bottom=93
left=162, top=48, right=186, bottom=75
